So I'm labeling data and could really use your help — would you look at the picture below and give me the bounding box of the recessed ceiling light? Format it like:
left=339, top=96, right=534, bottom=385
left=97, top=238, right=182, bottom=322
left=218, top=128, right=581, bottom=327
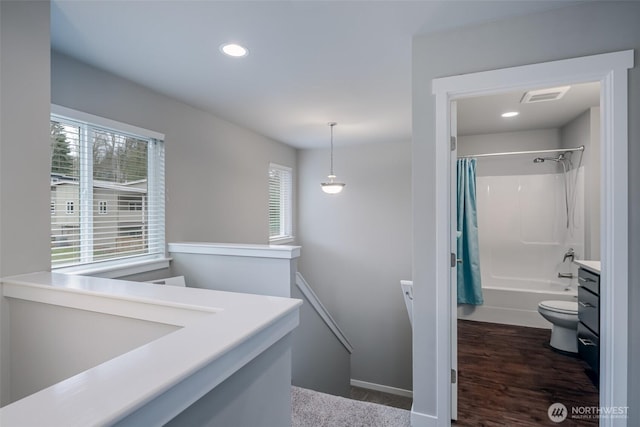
left=501, top=111, right=519, bottom=118
left=220, top=43, right=248, bottom=58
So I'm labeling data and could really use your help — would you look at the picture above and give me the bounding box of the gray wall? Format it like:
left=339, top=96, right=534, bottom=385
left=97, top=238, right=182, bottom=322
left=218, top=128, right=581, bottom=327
left=291, top=284, right=351, bottom=397
left=6, top=298, right=177, bottom=406
left=412, top=1, right=640, bottom=421
left=0, top=1, right=51, bottom=277
left=0, top=0, right=52, bottom=408
left=162, top=336, right=292, bottom=427
left=164, top=249, right=352, bottom=397
left=51, top=52, right=297, bottom=245
left=297, top=141, right=412, bottom=391
left=561, top=107, right=601, bottom=260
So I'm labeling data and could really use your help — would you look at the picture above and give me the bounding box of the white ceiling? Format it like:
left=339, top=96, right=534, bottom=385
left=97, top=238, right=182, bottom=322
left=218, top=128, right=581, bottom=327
left=51, top=0, right=585, bottom=149
left=457, top=81, right=600, bottom=136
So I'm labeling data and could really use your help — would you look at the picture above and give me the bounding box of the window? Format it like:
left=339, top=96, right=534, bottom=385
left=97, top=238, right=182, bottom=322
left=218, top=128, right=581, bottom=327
left=268, top=163, right=293, bottom=242
left=50, top=106, right=165, bottom=269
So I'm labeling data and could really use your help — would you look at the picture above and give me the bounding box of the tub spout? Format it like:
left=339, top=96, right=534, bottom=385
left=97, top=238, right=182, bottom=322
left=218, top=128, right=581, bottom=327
left=558, top=272, right=574, bottom=279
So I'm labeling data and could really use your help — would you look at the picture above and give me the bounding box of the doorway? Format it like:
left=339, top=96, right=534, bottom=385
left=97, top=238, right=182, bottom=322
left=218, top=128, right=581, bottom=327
left=432, top=50, right=632, bottom=425
left=453, top=81, right=600, bottom=424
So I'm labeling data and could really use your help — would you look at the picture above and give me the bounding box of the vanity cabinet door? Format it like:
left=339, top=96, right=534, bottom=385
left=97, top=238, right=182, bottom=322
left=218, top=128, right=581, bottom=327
left=578, top=268, right=599, bottom=295
left=578, top=322, right=599, bottom=375
left=578, top=286, right=599, bottom=335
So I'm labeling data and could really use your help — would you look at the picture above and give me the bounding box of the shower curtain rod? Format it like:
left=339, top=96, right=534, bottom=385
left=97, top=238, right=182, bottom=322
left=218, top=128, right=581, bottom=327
left=458, top=145, right=584, bottom=159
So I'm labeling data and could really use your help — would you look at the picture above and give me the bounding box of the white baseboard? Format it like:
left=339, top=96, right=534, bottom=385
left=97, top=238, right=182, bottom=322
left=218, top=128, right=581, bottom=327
left=410, top=408, right=438, bottom=427
left=350, top=379, right=413, bottom=398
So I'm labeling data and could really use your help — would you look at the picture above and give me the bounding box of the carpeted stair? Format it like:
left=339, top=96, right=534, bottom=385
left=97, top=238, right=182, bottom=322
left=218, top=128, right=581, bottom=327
left=292, top=386, right=411, bottom=427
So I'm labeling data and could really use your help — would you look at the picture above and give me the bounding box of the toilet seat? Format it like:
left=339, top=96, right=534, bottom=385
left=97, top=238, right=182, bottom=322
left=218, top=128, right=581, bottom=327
left=539, top=300, right=578, bottom=315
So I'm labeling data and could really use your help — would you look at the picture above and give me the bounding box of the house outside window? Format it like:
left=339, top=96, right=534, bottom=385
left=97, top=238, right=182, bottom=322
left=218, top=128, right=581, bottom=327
left=268, top=163, right=293, bottom=243
left=50, top=106, right=165, bottom=270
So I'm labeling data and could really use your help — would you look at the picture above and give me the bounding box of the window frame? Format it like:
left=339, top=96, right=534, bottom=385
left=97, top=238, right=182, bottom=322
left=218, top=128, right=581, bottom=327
left=50, top=105, right=168, bottom=277
left=268, top=163, right=294, bottom=244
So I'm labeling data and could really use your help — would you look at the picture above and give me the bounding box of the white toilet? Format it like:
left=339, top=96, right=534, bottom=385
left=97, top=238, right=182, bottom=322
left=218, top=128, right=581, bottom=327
left=537, top=300, right=579, bottom=353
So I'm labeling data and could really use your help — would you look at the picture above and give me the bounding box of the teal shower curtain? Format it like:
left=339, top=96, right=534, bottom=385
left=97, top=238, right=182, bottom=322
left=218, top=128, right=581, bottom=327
left=457, top=158, right=483, bottom=305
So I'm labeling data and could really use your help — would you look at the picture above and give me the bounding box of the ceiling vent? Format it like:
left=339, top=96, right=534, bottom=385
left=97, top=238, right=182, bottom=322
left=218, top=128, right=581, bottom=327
left=520, top=85, right=571, bottom=103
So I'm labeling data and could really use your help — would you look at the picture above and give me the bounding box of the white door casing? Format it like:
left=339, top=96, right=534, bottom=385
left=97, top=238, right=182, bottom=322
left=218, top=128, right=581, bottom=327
left=449, top=101, right=458, bottom=421
left=431, top=50, right=633, bottom=427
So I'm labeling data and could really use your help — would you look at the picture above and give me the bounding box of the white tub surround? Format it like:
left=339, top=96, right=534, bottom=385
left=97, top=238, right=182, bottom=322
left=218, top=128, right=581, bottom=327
left=0, top=272, right=301, bottom=427
left=168, top=242, right=301, bottom=298
left=575, top=260, right=601, bottom=274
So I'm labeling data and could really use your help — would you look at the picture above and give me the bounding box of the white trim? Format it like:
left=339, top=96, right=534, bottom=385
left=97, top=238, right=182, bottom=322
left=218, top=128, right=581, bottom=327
left=51, top=104, right=165, bottom=141
left=296, top=272, right=353, bottom=354
left=268, top=236, right=295, bottom=245
left=411, top=409, right=439, bottom=427
left=431, top=50, right=632, bottom=426
left=349, top=379, right=412, bottom=398
left=168, top=242, right=301, bottom=260
left=268, top=162, right=294, bottom=242
left=54, top=256, right=172, bottom=279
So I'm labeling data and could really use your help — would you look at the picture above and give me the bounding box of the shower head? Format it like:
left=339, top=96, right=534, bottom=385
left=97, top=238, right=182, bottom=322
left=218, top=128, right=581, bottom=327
left=533, top=155, right=564, bottom=164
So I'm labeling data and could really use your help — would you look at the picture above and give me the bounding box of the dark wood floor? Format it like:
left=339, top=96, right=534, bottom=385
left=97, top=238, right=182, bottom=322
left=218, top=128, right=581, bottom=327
left=350, top=320, right=599, bottom=426
left=455, top=320, right=599, bottom=427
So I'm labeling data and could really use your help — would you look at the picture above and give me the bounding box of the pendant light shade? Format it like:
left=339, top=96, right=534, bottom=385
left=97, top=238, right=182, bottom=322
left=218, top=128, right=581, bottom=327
left=321, top=122, right=346, bottom=194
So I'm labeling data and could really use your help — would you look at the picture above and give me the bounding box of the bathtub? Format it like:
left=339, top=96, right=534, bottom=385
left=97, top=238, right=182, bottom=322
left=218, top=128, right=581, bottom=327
left=457, top=278, right=577, bottom=329
left=0, top=272, right=301, bottom=426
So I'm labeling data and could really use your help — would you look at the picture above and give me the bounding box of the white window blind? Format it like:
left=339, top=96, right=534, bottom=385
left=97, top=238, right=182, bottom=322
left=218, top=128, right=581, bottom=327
left=268, top=163, right=293, bottom=242
left=50, top=110, right=165, bottom=269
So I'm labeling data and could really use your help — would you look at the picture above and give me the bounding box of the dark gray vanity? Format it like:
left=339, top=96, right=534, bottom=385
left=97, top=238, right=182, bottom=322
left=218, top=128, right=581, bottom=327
left=576, top=261, right=601, bottom=379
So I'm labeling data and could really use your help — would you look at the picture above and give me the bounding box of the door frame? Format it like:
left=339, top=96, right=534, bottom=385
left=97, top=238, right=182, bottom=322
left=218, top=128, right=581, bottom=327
left=432, top=50, right=633, bottom=426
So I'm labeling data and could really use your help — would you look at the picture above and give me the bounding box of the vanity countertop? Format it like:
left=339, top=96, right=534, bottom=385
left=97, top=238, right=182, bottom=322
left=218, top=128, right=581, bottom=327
left=574, top=260, right=601, bottom=274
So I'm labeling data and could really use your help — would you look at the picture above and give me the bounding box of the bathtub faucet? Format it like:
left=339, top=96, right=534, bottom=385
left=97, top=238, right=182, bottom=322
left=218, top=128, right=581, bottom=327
left=558, top=272, right=574, bottom=279
left=563, top=248, right=575, bottom=263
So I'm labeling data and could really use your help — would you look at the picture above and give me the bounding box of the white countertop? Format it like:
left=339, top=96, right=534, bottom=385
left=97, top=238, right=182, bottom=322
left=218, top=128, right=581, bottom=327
left=0, top=272, right=301, bottom=426
left=574, top=260, right=601, bottom=274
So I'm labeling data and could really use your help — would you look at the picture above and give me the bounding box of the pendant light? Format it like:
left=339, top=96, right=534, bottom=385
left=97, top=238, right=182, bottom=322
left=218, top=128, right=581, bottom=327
left=321, top=122, right=346, bottom=194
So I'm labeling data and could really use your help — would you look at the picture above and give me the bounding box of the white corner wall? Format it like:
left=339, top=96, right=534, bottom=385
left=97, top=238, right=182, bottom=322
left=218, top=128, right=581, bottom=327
left=51, top=52, right=297, bottom=245
left=412, top=2, right=640, bottom=423
left=297, top=141, right=412, bottom=391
